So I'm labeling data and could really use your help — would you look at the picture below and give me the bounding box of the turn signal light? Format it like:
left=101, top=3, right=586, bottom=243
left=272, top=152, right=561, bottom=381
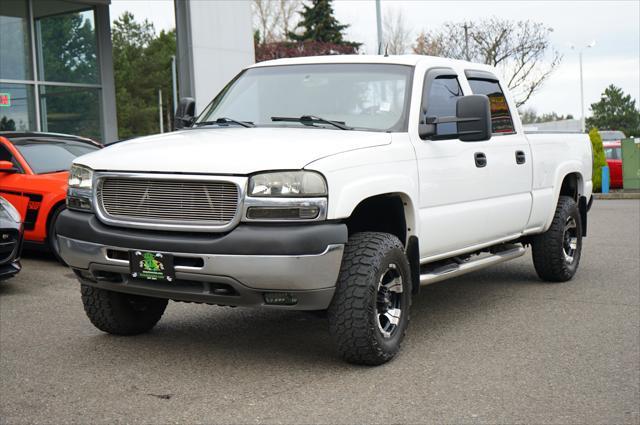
left=246, top=206, right=319, bottom=220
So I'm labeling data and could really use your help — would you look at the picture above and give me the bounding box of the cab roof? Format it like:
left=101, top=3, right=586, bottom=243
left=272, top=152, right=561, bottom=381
left=251, top=54, right=497, bottom=73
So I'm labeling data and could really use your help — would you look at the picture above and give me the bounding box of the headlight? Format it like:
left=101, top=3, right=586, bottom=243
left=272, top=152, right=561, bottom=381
left=67, top=164, right=94, bottom=212
left=68, top=164, right=93, bottom=190
left=248, top=171, right=327, bottom=197
left=0, top=197, right=21, bottom=223
left=244, top=171, right=327, bottom=221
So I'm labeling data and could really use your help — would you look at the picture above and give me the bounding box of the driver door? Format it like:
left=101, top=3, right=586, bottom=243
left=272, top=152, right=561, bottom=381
left=0, top=140, right=30, bottom=221
left=413, top=68, right=498, bottom=258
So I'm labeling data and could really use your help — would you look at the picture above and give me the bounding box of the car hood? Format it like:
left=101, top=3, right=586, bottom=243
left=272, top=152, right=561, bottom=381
left=75, top=127, right=391, bottom=174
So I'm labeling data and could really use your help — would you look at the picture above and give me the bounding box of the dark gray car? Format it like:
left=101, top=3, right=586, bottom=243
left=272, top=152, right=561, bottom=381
left=0, top=196, right=23, bottom=280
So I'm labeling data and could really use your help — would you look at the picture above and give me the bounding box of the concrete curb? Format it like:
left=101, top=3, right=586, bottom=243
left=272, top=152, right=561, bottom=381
left=593, top=192, right=640, bottom=200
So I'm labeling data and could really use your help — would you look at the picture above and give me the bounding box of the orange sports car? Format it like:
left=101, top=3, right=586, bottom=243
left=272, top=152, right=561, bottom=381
left=0, top=132, right=101, bottom=262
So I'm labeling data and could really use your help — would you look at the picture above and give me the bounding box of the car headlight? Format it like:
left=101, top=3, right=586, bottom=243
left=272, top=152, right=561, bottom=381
left=67, top=164, right=94, bottom=212
left=0, top=197, right=21, bottom=223
left=245, top=171, right=327, bottom=221
left=248, top=171, right=327, bottom=197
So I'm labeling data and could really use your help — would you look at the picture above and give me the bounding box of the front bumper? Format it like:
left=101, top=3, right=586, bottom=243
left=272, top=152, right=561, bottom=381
left=57, top=211, right=347, bottom=310
left=0, top=261, right=21, bottom=281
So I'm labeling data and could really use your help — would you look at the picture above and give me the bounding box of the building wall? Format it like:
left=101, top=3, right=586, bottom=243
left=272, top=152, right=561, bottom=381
left=175, top=0, right=254, bottom=114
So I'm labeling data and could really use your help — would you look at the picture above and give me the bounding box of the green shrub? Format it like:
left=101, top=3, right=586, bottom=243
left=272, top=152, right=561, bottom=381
left=589, top=128, right=607, bottom=192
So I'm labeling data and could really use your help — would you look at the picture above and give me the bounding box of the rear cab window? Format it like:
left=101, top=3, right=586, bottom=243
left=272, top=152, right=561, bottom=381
left=604, top=146, right=622, bottom=160
left=466, top=70, right=516, bottom=135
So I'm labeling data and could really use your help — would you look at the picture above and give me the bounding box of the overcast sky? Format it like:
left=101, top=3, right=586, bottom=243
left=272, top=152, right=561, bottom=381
left=110, top=0, right=640, bottom=118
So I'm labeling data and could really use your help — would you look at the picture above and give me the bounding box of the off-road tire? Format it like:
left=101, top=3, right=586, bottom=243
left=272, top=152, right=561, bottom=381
left=531, top=196, right=583, bottom=282
left=328, top=232, right=412, bottom=365
left=81, top=285, right=168, bottom=335
left=47, top=204, right=66, bottom=265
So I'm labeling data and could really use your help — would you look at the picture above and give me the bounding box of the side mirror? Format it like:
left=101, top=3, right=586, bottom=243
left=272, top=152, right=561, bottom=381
left=456, top=94, right=492, bottom=142
left=174, top=97, right=196, bottom=130
left=418, top=94, right=492, bottom=142
left=0, top=160, right=17, bottom=173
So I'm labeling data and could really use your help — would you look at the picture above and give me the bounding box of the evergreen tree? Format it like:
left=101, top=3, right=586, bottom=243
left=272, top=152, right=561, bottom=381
left=112, top=12, right=176, bottom=139
left=586, top=84, right=640, bottom=137
left=289, top=0, right=358, bottom=47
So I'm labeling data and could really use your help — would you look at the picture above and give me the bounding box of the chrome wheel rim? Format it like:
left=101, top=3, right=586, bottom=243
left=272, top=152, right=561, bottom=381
left=375, top=263, right=403, bottom=338
left=563, top=216, right=578, bottom=264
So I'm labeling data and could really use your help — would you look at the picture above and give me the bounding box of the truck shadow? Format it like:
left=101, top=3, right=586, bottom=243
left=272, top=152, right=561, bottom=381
left=69, top=260, right=550, bottom=371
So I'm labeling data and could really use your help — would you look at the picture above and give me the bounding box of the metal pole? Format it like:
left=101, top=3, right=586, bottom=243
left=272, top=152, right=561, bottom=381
left=158, top=89, right=164, bottom=133
left=375, top=0, right=383, bottom=54
left=579, top=51, right=585, bottom=133
left=171, top=55, right=178, bottom=113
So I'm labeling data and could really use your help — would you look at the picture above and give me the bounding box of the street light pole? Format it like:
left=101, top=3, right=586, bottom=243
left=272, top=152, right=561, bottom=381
left=579, top=50, right=585, bottom=133
left=375, top=0, right=383, bottom=54
left=570, top=41, right=595, bottom=133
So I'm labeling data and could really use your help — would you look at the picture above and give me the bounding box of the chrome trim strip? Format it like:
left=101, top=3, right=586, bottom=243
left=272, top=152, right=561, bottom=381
left=92, top=172, right=247, bottom=233
left=242, top=196, right=328, bottom=222
left=58, top=235, right=344, bottom=291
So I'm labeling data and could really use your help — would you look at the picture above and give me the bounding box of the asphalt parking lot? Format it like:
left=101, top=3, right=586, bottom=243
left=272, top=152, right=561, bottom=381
left=1, top=200, right=638, bottom=424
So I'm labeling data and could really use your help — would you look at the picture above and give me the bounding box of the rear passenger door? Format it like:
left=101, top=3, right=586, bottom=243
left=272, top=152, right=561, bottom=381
left=465, top=70, right=533, bottom=238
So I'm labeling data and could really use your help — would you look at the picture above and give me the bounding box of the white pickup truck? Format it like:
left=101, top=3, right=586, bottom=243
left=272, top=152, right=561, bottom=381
left=58, top=55, right=593, bottom=365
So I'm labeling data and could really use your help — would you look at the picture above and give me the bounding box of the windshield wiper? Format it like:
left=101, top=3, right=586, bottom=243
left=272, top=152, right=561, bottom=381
left=271, top=115, right=352, bottom=130
left=196, top=117, right=255, bottom=128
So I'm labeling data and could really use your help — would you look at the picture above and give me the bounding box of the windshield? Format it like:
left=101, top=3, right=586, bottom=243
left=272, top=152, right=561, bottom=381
left=196, top=64, right=413, bottom=132
left=14, top=140, right=99, bottom=174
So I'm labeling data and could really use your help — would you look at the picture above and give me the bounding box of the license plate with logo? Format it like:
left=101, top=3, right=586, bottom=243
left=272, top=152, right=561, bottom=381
left=129, top=251, right=175, bottom=282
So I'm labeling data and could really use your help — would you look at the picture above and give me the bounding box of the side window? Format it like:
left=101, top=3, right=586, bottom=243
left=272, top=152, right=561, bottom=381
left=425, top=76, right=463, bottom=136
left=468, top=78, right=515, bottom=134
left=0, top=144, right=13, bottom=162
left=0, top=144, right=22, bottom=172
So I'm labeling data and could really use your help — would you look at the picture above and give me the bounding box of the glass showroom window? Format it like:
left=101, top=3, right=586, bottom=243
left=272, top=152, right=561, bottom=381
left=0, top=83, right=36, bottom=131
left=0, top=0, right=104, bottom=141
left=0, top=0, right=32, bottom=80
left=34, top=1, right=102, bottom=140
left=34, top=2, right=99, bottom=84
left=39, top=85, right=101, bottom=140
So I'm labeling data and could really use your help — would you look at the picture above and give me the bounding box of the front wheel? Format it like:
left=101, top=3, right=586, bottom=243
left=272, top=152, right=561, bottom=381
left=81, top=285, right=168, bottom=335
left=328, top=232, right=412, bottom=365
left=531, top=196, right=583, bottom=282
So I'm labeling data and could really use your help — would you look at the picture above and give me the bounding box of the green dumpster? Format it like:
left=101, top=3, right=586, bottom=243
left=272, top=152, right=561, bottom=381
left=622, top=138, right=640, bottom=190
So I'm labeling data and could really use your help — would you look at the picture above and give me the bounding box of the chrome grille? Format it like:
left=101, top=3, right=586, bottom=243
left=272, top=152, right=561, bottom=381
left=98, top=177, right=239, bottom=226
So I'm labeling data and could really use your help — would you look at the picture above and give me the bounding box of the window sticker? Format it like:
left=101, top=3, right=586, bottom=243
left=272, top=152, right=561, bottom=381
left=0, top=93, right=10, bottom=107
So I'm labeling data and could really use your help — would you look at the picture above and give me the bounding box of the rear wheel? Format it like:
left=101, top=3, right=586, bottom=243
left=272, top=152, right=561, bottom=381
left=328, top=232, right=411, bottom=365
left=81, top=285, right=168, bottom=335
left=531, top=196, right=583, bottom=282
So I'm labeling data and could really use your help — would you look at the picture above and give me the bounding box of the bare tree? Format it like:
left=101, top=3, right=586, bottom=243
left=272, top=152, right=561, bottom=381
left=253, top=0, right=279, bottom=43
left=413, top=18, right=562, bottom=107
left=277, top=0, right=301, bottom=39
left=252, top=0, right=302, bottom=43
left=383, top=8, right=412, bottom=55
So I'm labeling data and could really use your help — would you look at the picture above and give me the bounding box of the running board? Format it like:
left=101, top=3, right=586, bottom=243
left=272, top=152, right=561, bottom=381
left=419, top=245, right=526, bottom=286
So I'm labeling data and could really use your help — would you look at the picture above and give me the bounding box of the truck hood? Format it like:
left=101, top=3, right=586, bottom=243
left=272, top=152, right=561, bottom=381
left=76, top=127, right=391, bottom=174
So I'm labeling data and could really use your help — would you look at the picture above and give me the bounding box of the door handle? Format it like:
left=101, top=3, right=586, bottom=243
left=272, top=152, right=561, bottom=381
left=474, top=152, right=487, bottom=168
left=515, top=150, right=526, bottom=164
